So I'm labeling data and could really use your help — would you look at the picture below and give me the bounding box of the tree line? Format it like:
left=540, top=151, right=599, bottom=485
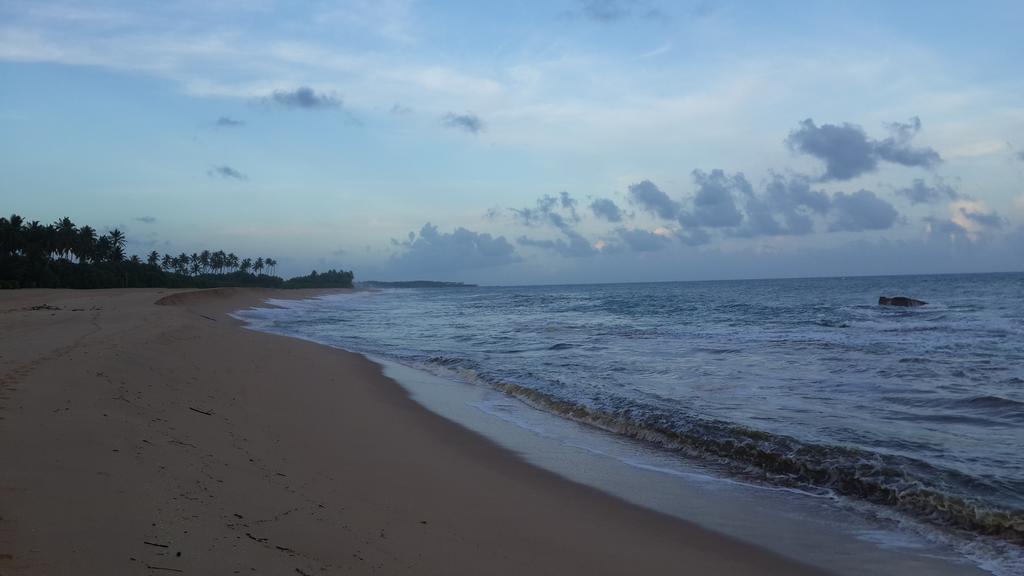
left=151, top=250, right=277, bottom=278
left=0, top=214, right=353, bottom=290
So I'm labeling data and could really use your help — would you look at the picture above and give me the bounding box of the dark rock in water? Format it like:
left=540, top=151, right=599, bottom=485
left=879, top=296, right=927, bottom=307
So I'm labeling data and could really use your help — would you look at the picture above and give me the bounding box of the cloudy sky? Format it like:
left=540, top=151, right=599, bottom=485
left=2, top=0, right=1022, bottom=283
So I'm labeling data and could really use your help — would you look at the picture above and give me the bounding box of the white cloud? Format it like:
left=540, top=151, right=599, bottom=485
left=21, top=2, right=136, bottom=26
left=942, top=140, right=1007, bottom=159
left=3, top=0, right=1023, bottom=282
left=397, top=66, right=503, bottom=97
left=313, top=0, right=419, bottom=44
left=949, top=199, right=995, bottom=240
left=2, top=0, right=1013, bottom=180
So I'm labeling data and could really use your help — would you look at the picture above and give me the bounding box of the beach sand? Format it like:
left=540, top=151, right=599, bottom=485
left=0, top=288, right=825, bottom=575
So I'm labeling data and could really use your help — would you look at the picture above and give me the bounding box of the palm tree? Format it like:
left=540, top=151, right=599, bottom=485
left=23, top=221, right=53, bottom=262
left=1, top=212, right=309, bottom=288
left=53, top=217, right=77, bottom=260
left=176, top=253, right=189, bottom=275
left=76, top=225, right=97, bottom=263
left=200, top=250, right=211, bottom=274
left=107, top=229, right=126, bottom=262
left=1, top=214, right=24, bottom=257
left=0, top=216, right=7, bottom=257
left=94, top=236, right=112, bottom=263
left=210, top=251, right=223, bottom=274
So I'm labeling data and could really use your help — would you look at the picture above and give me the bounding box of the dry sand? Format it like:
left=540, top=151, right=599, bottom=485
left=0, top=288, right=826, bottom=575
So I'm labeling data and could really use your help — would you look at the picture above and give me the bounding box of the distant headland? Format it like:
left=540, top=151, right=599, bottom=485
left=357, top=280, right=477, bottom=288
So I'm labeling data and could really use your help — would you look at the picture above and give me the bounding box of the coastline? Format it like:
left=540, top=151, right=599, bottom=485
left=0, top=288, right=824, bottom=575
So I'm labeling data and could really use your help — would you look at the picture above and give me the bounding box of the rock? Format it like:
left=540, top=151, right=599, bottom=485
left=878, top=296, right=927, bottom=307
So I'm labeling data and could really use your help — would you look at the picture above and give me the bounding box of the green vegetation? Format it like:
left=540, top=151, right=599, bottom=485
left=283, top=269, right=355, bottom=289
left=0, top=214, right=354, bottom=290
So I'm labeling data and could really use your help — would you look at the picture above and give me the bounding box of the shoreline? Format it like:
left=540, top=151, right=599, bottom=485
left=0, top=287, right=824, bottom=575
left=235, top=290, right=1004, bottom=576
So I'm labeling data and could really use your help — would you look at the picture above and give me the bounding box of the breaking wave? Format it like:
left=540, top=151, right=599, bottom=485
left=421, top=356, right=1024, bottom=544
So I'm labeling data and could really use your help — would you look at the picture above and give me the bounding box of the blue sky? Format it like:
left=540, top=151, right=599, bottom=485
left=1, top=0, right=1022, bottom=283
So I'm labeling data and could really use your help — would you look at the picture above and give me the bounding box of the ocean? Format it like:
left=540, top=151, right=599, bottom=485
left=235, top=272, right=1024, bottom=575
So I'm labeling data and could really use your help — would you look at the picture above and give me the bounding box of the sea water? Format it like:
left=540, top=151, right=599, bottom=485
left=235, top=273, right=1024, bottom=575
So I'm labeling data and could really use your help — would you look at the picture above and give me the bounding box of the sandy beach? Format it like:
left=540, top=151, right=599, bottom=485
left=0, top=288, right=825, bottom=575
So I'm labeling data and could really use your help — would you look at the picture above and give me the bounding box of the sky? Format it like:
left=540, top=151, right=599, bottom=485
left=1, top=0, right=1023, bottom=284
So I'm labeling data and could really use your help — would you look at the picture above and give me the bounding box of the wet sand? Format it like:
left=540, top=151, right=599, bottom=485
left=0, top=288, right=826, bottom=575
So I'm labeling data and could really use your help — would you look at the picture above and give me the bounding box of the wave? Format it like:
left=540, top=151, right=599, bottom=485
left=238, top=280, right=1024, bottom=558
left=955, top=395, right=1024, bottom=411
left=890, top=395, right=1024, bottom=425
left=469, top=377, right=1024, bottom=545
